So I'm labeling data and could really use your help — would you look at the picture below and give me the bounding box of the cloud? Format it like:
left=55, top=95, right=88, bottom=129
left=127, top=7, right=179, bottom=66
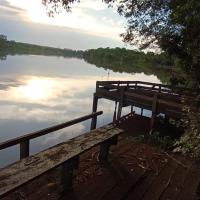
left=0, top=0, right=26, bottom=19
left=3, top=0, right=125, bottom=41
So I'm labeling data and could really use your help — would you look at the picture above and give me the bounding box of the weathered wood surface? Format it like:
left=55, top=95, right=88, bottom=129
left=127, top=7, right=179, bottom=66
left=61, top=136, right=200, bottom=200
left=0, top=124, right=123, bottom=198
left=2, top=119, right=200, bottom=200
left=95, top=81, right=200, bottom=119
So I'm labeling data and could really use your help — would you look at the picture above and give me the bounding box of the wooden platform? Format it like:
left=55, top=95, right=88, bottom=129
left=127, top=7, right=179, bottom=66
left=93, top=81, right=200, bottom=120
left=3, top=135, right=200, bottom=200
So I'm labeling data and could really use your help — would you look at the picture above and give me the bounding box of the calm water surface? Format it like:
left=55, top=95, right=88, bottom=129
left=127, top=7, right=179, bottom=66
left=0, top=55, right=161, bottom=167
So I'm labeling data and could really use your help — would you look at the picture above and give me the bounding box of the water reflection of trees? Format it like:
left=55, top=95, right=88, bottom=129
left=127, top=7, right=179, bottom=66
left=83, top=48, right=180, bottom=84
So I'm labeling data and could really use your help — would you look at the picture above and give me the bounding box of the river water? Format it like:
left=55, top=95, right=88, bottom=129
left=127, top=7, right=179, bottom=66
left=0, top=55, right=161, bottom=167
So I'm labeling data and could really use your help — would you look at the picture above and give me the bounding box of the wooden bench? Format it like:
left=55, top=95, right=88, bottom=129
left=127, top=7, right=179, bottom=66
left=0, top=124, right=123, bottom=198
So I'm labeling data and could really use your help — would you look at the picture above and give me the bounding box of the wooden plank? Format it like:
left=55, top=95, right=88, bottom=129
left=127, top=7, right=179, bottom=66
left=0, top=124, right=123, bottom=198
left=101, top=171, right=147, bottom=200
left=64, top=169, right=117, bottom=200
left=142, top=159, right=178, bottom=200
left=176, top=163, right=200, bottom=200
left=160, top=157, right=192, bottom=200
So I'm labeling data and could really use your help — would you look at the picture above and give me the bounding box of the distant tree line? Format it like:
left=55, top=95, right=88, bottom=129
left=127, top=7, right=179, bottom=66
left=83, top=47, right=185, bottom=84
left=0, top=34, right=83, bottom=60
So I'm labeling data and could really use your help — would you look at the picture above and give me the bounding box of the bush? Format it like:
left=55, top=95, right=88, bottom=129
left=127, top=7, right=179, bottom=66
left=174, top=100, right=200, bottom=160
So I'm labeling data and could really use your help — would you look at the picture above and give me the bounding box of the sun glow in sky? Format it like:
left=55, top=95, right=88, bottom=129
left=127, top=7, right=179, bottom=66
left=6, top=0, right=125, bottom=40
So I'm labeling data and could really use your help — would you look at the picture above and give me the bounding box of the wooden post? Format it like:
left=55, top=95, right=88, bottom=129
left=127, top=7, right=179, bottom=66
left=113, top=102, right=117, bottom=123
left=99, top=136, right=118, bottom=163
left=150, top=93, right=158, bottom=131
left=159, top=85, right=161, bottom=93
left=141, top=108, right=143, bottom=116
left=131, top=105, right=133, bottom=114
left=20, top=140, right=29, bottom=159
left=99, top=141, right=110, bottom=162
left=164, top=114, right=170, bottom=127
left=61, top=156, right=79, bottom=193
left=117, top=87, right=125, bottom=120
left=90, top=95, right=99, bottom=130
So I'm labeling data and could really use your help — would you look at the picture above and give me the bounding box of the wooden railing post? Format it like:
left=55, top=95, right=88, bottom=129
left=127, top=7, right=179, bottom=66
left=159, top=85, right=161, bottom=93
left=141, top=108, right=144, bottom=116
left=90, top=95, right=99, bottom=130
left=150, top=93, right=158, bottom=131
left=20, top=140, right=29, bottom=159
left=117, top=87, right=125, bottom=120
left=131, top=105, right=134, bottom=114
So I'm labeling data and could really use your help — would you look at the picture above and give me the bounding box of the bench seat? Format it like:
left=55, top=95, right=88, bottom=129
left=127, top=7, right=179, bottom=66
left=0, top=124, right=123, bottom=198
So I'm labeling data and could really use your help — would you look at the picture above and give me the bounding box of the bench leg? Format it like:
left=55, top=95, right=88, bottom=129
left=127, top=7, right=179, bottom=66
left=99, top=141, right=110, bottom=162
left=99, top=136, right=118, bottom=162
left=61, top=156, right=79, bottom=193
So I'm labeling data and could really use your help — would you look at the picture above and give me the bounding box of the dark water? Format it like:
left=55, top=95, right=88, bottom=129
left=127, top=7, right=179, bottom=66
left=0, top=55, right=161, bottom=167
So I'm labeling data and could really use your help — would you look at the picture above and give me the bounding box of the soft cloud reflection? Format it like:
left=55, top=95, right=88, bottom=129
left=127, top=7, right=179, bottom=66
left=1, top=76, right=92, bottom=103
left=0, top=55, right=162, bottom=167
left=0, top=73, right=160, bottom=123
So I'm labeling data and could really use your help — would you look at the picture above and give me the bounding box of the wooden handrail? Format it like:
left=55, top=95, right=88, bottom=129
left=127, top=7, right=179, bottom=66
left=0, top=111, right=103, bottom=151
left=97, top=81, right=200, bottom=96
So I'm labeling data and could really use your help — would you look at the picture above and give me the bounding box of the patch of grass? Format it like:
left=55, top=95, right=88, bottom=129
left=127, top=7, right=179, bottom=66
left=135, top=131, right=175, bottom=151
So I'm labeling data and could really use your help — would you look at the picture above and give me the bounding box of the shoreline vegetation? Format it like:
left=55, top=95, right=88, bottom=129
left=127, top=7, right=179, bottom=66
left=0, top=34, right=185, bottom=84
left=83, top=48, right=184, bottom=84
left=0, top=35, right=83, bottom=60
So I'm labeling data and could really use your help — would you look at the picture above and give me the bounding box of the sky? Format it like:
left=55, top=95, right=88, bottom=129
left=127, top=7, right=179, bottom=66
left=0, top=0, right=128, bottom=50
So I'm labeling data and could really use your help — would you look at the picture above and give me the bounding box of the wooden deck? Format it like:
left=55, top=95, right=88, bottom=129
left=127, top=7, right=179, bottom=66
left=2, top=117, right=200, bottom=200
left=1, top=81, right=200, bottom=200
left=92, top=81, right=200, bottom=121
left=3, top=136, right=200, bottom=200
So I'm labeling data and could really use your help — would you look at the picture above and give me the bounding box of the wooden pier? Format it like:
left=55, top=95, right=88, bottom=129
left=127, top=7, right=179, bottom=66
left=91, top=81, right=200, bottom=130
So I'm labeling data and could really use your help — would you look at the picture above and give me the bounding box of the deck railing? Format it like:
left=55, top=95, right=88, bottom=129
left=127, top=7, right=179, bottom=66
left=96, top=81, right=200, bottom=96
left=0, top=111, right=103, bottom=159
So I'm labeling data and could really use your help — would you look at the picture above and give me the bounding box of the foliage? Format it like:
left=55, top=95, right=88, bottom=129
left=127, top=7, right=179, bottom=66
left=174, top=100, right=200, bottom=160
left=84, top=47, right=184, bottom=84
left=105, top=0, right=200, bottom=85
left=136, top=131, right=175, bottom=151
left=0, top=34, right=83, bottom=59
left=42, top=0, right=78, bottom=16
